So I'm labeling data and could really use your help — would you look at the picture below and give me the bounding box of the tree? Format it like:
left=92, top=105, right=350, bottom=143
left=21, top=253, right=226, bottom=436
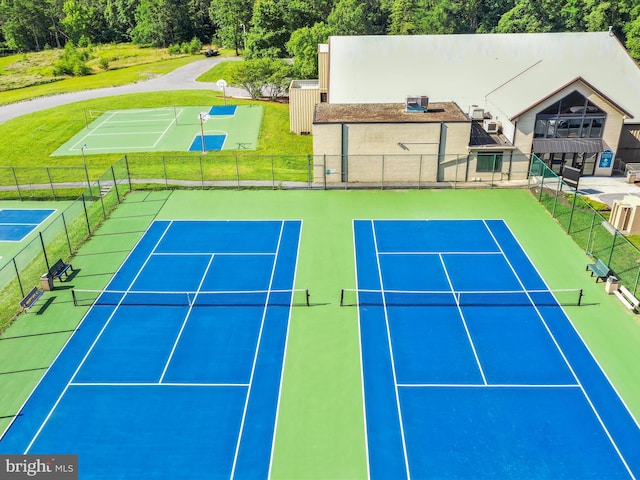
left=227, top=57, right=292, bottom=99
left=61, top=0, right=106, bottom=44
left=245, top=0, right=289, bottom=58
left=131, top=0, right=193, bottom=46
left=209, top=0, right=253, bottom=55
left=495, top=0, right=563, bottom=33
left=104, top=0, right=139, bottom=41
left=287, top=21, right=330, bottom=78
left=327, top=0, right=369, bottom=35
left=0, top=0, right=51, bottom=50
left=388, top=0, right=420, bottom=35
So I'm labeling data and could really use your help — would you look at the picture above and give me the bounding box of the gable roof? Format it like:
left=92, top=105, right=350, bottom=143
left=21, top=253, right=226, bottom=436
left=327, top=32, right=640, bottom=123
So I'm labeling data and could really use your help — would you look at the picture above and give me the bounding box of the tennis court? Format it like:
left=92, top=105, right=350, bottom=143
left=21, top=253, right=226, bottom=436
left=0, top=219, right=303, bottom=478
left=0, top=209, right=55, bottom=242
left=50, top=106, right=263, bottom=156
left=354, top=219, right=640, bottom=478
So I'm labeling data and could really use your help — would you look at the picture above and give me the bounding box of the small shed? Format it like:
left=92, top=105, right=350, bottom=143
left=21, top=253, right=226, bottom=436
left=289, top=80, right=320, bottom=134
left=610, top=195, right=640, bottom=234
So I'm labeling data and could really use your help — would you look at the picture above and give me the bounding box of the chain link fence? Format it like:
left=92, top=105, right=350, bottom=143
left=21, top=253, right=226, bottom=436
left=528, top=154, right=640, bottom=297
left=0, top=157, right=131, bottom=332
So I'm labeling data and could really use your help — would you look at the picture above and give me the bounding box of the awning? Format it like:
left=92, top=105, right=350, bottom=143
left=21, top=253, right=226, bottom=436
left=532, top=138, right=608, bottom=154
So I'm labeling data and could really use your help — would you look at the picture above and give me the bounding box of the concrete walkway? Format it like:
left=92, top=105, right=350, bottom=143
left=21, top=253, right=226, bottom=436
left=578, top=176, right=640, bottom=207
left=0, top=56, right=249, bottom=125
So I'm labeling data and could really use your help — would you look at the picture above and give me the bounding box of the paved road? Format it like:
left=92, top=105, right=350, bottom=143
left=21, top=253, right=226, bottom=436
left=0, top=56, right=249, bottom=125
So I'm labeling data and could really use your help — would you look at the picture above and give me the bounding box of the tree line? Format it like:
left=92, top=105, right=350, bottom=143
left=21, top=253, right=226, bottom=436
left=2, top=0, right=640, bottom=74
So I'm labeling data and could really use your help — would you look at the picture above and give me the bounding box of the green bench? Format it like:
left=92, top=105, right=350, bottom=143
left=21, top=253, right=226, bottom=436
left=586, top=258, right=611, bottom=283
left=49, top=258, right=73, bottom=281
left=19, top=286, right=44, bottom=312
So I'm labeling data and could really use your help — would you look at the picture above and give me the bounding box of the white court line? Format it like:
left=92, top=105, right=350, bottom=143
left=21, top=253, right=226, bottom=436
left=70, top=382, right=248, bottom=387
left=89, top=131, right=169, bottom=136
left=438, top=253, right=488, bottom=385
left=152, top=109, right=182, bottom=148
left=231, top=221, right=284, bottom=480
left=378, top=251, right=502, bottom=256
left=24, top=221, right=174, bottom=454
left=152, top=252, right=275, bottom=256
left=397, top=383, right=581, bottom=388
left=482, top=219, right=636, bottom=480
left=158, top=253, right=215, bottom=383
left=351, top=220, right=371, bottom=479
left=371, top=220, right=411, bottom=480
left=268, top=220, right=303, bottom=480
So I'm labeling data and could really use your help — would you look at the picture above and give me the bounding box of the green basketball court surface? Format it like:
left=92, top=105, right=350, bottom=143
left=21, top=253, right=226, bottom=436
left=51, top=105, right=263, bottom=156
left=1, top=189, right=639, bottom=479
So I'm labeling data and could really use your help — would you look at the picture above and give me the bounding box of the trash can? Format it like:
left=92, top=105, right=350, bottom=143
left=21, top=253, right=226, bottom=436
left=627, top=171, right=637, bottom=183
left=40, top=273, right=53, bottom=292
left=605, top=275, right=619, bottom=294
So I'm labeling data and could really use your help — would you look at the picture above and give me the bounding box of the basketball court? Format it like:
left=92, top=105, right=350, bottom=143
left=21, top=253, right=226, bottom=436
left=51, top=106, right=263, bottom=156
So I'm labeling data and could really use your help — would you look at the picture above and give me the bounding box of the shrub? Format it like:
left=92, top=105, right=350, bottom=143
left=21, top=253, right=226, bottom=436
left=188, top=38, right=202, bottom=54
left=168, top=44, right=182, bottom=55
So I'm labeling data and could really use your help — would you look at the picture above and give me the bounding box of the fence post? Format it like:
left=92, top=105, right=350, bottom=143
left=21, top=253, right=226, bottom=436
left=39, top=232, right=51, bottom=272
left=82, top=194, right=91, bottom=236
left=586, top=208, right=597, bottom=256
left=307, top=155, right=312, bottom=189
left=608, top=230, right=617, bottom=267
left=271, top=155, right=275, bottom=189
left=162, top=156, right=168, bottom=190
left=634, top=265, right=640, bottom=298
left=13, top=258, right=24, bottom=297
left=418, top=155, right=423, bottom=189
left=111, top=166, right=120, bottom=203
left=538, top=171, right=545, bottom=202
left=236, top=155, right=240, bottom=190
left=12, top=167, right=22, bottom=201
left=46, top=167, right=56, bottom=200
left=381, top=155, right=385, bottom=190
left=124, top=155, right=133, bottom=192
left=323, top=155, right=327, bottom=190
left=62, top=211, right=72, bottom=256
left=551, top=177, right=561, bottom=218
left=97, top=178, right=106, bottom=218
left=567, top=189, right=578, bottom=234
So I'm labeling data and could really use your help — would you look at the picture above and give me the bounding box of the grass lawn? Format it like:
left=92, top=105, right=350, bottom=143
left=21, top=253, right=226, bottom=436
left=0, top=91, right=312, bottom=186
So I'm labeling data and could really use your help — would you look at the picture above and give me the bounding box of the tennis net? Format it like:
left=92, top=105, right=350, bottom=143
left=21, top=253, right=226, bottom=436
left=72, top=288, right=310, bottom=307
left=339, top=288, right=583, bottom=307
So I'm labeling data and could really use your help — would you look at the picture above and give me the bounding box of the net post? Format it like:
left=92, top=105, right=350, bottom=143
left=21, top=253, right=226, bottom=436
left=72, top=289, right=78, bottom=306
left=340, top=289, right=345, bottom=307
left=578, top=289, right=583, bottom=306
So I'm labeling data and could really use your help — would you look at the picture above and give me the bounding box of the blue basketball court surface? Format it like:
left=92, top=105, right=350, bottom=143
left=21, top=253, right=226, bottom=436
left=355, top=219, right=640, bottom=479
left=188, top=134, right=226, bottom=152
left=209, top=106, right=237, bottom=116
left=0, top=209, right=55, bottom=242
left=0, top=219, right=302, bottom=479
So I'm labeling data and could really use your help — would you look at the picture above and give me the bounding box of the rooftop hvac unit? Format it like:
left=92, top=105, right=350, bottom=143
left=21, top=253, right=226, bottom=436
left=470, top=107, right=485, bottom=120
left=406, top=96, right=429, bottom=113
left=483, top=119, right=501, bottom=134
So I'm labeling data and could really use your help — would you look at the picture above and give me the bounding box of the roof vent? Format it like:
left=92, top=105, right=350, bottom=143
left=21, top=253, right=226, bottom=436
left=469, top=106, right=485, bottom=120
left=406, top=96, right=429, bottom=113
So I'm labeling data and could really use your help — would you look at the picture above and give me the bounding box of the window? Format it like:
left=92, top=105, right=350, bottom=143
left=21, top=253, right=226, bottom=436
left=534, top=91, right=606, bottom=139
left=476, top=153, right=503, bottom=172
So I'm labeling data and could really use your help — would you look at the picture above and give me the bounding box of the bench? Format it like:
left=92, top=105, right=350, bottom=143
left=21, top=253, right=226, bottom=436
left=49, top=259, right=73, bottom=281
left=614, top=285, right=640, bottom=312
left=19, top=286, right=44, bottom=312
left=586, top=258, right=611, bottom=282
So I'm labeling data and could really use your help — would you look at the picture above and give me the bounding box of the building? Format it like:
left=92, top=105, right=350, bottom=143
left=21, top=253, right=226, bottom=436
left=290, top=32, right=640, bottom=184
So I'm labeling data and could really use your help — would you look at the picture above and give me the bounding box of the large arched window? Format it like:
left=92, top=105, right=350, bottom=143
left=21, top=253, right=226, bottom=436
left=533, top=91, right=606, bottom=139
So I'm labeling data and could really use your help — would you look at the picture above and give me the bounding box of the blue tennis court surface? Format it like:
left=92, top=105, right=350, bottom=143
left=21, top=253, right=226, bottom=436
left=355, top=219, right=640, bottom=479
left=0, top=220, right=302, bottom=479
left=209, top=105, right=237, bottom=116
left=188, top=134, right=226, bottom=152
left=0, top=209, right=55, bottom=242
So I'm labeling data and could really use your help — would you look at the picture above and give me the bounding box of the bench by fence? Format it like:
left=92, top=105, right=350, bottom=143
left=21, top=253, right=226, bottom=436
left=49, top=259, right=73, bottom=281
left=19, top=286, right=43, bottom=312
left=586, top=258, right=611, bottom=282
left=614, top=285, right=640, bottom=312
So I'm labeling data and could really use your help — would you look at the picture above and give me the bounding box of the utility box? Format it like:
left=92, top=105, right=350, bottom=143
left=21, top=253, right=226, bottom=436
left=605, top=275, right=619, bottom=294
left=40, top=273, right=53, bottom=292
